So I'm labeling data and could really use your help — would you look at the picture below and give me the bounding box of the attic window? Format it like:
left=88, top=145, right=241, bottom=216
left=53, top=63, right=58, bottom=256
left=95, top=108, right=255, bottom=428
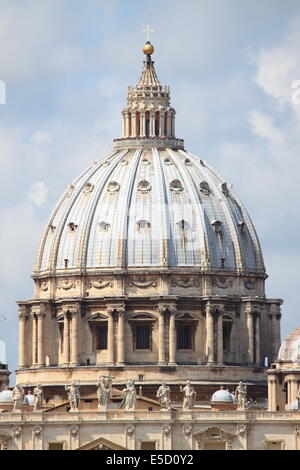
left=99, top=221, right=110, bottom=232
left=170, top=179, right=183, bottom=193
left=68, top=223, right=78, bottom=232
left=64, top=259, right=69, bottom=268
left=137, top=220, right=150, bottom=231
left=138, top=180, right=151, bottom=193
left=107, top=181, right=120, bottom=194
left=200, top=181, right=210, bottom=196
left=221, top=182, right=230, bottom=196
left=211, top=220, right=222, bottom=233
left=238, top=221, right=246, bottom=232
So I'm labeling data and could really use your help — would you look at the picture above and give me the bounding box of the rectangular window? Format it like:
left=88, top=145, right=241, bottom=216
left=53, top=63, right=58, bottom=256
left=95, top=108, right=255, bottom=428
left=136, top=326, right=150, bottom=349
left=140, top=441, right=156, bottom=450
left=48, top=442, right=64, bottom=451
left=177, top=326, right=191, bottom=349
left=96, top=325, right=107, bottom=350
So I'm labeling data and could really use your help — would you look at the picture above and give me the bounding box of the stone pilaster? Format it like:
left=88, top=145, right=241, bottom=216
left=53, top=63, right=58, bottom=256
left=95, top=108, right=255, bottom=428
left=117, top=309, right=125, bottom=366
left=18, top=306, right=28, bottom=368
left=63, top=311, right=70, bottom=366
left=205, top=304, right=215, bottom=364
left=70, top=308, right=80, bottom=366
left=169, top=312, right=177, bottom=365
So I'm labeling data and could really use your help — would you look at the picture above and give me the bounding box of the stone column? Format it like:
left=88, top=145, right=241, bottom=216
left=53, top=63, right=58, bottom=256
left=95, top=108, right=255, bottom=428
left=247, top=313, right=254, bottom=364
left=206, top=305, right=215, bottom=364
left=131, top=112, right=136, bottom=137
left=140, top=112, right=146, bottom=137
left=255, top=314, right=260, bottom=366
left=268, top=376, right=277, bottom=411
left=158, top=312, right=166, bottom=365
left=63, top=312, right=70, bottom=365
left=107, top=311, right=114, bottom=365
left=124, top=112, right=130, bottom=137
left=70, top=310, right=79, bottom=366
left=169, top=312, right=177, bottom=365
left=36, top=312, right=45, bottom=367
left=150, top=111, right=155, bottom=137
left=217, top=313, right=223, bottom=364
left=117, top=310, right=125, bottom=366
left=171, top=113, right=175, bottom=137
left=159, top=111, right=165, bottom=136
left=18, top=308, right=27, bottom=368
left=166, top=112, right=172, bottom=137
left=290, top=379, right=299, bottom=403
left=31, top=314, right=38, bottom=366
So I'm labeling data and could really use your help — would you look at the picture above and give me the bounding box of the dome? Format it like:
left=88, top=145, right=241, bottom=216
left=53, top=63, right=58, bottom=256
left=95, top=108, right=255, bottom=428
left=211, top=388, right=234, bottom=403
left=0, top=388, right=13, bottom=402
left=34, top=150, right=264, bottom=273
left=278, top=327, right=300, bottom=362
left=24, top=392, right=34, bottom=406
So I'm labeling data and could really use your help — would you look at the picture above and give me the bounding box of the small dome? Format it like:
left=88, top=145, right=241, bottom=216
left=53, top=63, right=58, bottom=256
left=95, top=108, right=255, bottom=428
left=0, top=388, right=13, bottom=402
left=211, top=388, right=234, bottom=403
left=278, top=327, right=300, bottom=362
left=24, top=392, right=34, bottom=406
left=289, top=399, right=299, bottom=410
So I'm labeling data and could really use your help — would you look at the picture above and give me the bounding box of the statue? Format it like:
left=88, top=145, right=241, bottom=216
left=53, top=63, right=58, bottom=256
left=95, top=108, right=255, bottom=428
left=12, top=385, right=24, bottom=412
left=296, top=385, right=300, bottom=411
left=121, top=380, right=136, bottom=411
left=180, top=380, right=196, bottom=410
left=235, top=381, right=247, bottom=409
left=65, top=382, right=80, bottom=412
left=33, top=384, right=43, bottom=412
left=156, top=382, right=171, bottom=410
left=97, top=375, right=113, bottom=409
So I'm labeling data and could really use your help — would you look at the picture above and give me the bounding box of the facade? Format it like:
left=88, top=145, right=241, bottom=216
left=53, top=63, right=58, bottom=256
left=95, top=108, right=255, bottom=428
left=0, top=40, right=298, bottom=451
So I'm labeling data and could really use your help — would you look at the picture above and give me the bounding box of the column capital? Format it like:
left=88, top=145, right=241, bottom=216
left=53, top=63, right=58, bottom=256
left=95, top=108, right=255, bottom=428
left=18, top=305, right=29, bottom=320
left=158, top=302, right=176, bottom=314
left=106, top=302, right=126, bottom=315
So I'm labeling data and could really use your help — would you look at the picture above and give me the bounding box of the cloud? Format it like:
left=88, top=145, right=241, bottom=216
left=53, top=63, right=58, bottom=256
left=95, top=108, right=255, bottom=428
left=248, top=110, right=283, bottom=144
left=28, top=182, right=48, bottom=207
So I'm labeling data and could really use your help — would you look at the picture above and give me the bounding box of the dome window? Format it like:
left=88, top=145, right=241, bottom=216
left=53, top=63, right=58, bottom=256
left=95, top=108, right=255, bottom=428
left=177, top=220, right=189, bottom=230
left=221, top=182, right=230, bottom=196
left=164, top=157, right=173, bottom=165
left=138, top=180, right=151, bottom=193
left=99, top=221, right=110, bottom=232
left=50, top=224, right=56, bottom=232
left=83, top=182, right=94, bottom=193
left=200, top=160, right=205, bottom=167
left=142, top=159, right=150, bottom=165
left=137, top=220, right=151, bottom=231
left=107, top=181, right=120, bottom=194
left=103, top=160, right=111, bottom=167
left=68, top=222, right=78, bottom=233
left=211, top=220, right=222, bottom=233
left=170, top=179, right=183, bottom=193
left=185, top=158, right=192, bottom=166
left=121, top=159, right=128, bottom=165
left=200, top=181, right=211, bottom=196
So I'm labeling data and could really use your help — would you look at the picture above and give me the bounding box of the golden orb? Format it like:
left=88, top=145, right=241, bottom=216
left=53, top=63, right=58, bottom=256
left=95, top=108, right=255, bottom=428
left=143, top=42, right=154, bottom=56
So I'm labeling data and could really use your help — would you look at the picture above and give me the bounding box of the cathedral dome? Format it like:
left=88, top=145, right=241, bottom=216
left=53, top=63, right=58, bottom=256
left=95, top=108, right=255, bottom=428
left=34, top=148, right=264, bottom=273
left=278, top=327, right=300, bottom=362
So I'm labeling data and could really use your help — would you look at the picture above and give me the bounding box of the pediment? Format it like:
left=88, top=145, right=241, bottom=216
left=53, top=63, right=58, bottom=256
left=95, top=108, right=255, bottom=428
left=77, top=437, right=126, bottom=451
left=193, top=426, right=235, bottom=440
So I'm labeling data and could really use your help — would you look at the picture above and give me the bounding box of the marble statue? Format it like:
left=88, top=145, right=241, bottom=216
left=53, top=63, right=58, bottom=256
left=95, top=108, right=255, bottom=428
left=180, top=380, right=196, bottom=410
left=33, top=384, right=43, bottom=412
left=97, top=375, right=113, bottom=409
left=12, top=385, right=24, bottom=412
left=121, top=380, right=136, bottom=411
left=156, top=382, right=171, bottom=410
left=235, top=381, right=247, bottom=409
left=65, top=382, right=80, bottom=412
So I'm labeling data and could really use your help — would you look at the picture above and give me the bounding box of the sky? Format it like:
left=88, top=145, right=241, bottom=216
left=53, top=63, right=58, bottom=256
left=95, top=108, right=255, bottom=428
left=0, top=0, right=300, bottom=382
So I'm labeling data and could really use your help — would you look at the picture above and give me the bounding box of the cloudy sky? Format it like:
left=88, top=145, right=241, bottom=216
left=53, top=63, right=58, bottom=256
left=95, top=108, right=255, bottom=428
left=0, top=0, right=300, bottom=380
